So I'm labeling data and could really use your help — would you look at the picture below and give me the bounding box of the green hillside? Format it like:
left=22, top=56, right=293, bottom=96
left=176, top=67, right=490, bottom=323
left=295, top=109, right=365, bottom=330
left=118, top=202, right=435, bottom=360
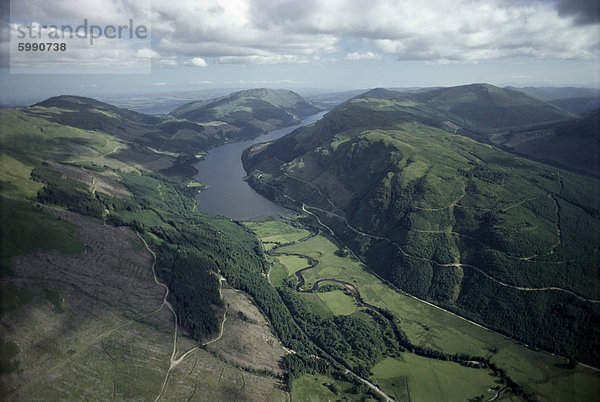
left=0, top=95, right=290, bottom=400
left=243, top=90, right=600, bottom=365
left=406, top=83, right=574, bottom=133
left=169, top=88, right=320, bottom=138
left=489, top=108, right=600, bottom=176
left=0, top=94, right=403, bottom=401
left=0, top=95, right=272, bottom=341
left=27, top=95, right=243, bottom=162
left=549, top=96, right=600, bottom=115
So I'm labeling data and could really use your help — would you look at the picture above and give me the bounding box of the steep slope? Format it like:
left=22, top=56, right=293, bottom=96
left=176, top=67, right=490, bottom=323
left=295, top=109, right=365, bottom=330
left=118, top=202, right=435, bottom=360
left=506, top=86, right=600, bottom=102
left=353, top=85, right=597, bottom=176
left=170, top=88, right=320, bottom=138
left=490, top=108, right=600, bottom=176
left=548, top=96, right=600, bottom=115
left=29, top=95, right=235, bottom=163
left=404, top=83, right=574, bottom=134
left=243, top=91, right=600, bottom=365
left=0, top=97, right=286, bottom=399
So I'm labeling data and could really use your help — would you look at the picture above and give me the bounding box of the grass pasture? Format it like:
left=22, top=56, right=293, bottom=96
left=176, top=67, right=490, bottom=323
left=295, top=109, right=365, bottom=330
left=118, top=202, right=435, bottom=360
left=298, top=292, right=334, bottom=318
left=256, top=218, right=600, bottom=400
left=275, top=254, right=310, bottom=275
left=269, top=259, right=288, bottom=287
left=0, top=154, right=44, bottom=199
left=371, top=355, right=498, bottom=401
left=277, top=235, right=365, bottom=291
left=291, top=373, right=367, bottom=401
left=316, top=289, right=358, bottom=315
left=244, top=219, right=312, bottom=250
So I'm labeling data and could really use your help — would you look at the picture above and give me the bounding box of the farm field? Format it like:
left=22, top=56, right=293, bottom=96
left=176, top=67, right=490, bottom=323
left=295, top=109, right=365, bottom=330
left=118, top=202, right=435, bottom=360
left=276, top=254, right=311, bottom=275
left=291, top=373, right=367, bottom=402
left=249, top=218, right=600, bottom=400
left=315, top=289, right=359, bottom=315
left=371, top=355, right=498, bottom=401
left=245, top=220, right=312, bottom=251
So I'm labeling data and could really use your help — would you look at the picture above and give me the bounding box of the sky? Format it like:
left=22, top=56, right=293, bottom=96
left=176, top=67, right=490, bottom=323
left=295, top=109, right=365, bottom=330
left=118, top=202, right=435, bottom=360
left=1, top=0, right=599, bottom=104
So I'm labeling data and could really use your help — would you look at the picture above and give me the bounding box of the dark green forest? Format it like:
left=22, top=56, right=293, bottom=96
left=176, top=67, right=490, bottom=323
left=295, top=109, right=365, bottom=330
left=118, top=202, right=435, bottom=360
left=243, top=85, right=600, bottom=365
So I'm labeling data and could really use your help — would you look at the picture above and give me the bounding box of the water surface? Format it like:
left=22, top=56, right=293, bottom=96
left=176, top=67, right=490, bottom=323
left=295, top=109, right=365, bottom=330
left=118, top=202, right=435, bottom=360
left=194, top=111, right=327, bottom=220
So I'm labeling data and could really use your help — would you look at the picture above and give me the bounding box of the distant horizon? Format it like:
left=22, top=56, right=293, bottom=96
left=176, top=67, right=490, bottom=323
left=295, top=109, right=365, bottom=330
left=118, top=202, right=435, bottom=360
left=2, top=78, right=600, bottom=108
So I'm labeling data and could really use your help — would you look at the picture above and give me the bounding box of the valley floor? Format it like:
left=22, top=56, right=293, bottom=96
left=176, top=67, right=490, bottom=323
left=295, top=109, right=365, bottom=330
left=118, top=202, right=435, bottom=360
left=247, top=217, right=600, bottom=401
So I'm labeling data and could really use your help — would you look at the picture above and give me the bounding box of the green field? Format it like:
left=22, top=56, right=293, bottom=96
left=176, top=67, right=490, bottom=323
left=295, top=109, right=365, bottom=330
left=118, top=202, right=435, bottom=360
left=291, top=373, right=370, bottom=401
left=269, top=259, right=288, bottom=287
left=245, top=219, right=312, bottom=250
left=256, top=219, right=600, bottom=400
left=316, top=290, right=358, bottom=315
left=371, top=355, right=498, bottom=401
left=299, top=292, right=334, bottom=318
left=275, top=254, right=310, bottom=275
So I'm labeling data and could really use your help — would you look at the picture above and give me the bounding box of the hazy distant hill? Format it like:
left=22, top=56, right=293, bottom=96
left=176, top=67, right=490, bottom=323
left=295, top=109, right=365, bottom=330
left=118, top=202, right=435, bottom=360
left=506, top=86, right=600, bottom=115
left=506, top=86, right=600, bottom=102
left=403, top=83, right=573, bottom=134
left=170, top=88, right=320, bottom=139
left=343, top=84, right=596, bottom=176
left=547, top=96, right=600, bottom=115
left=243, top=86, right=600, bottom=364
left=488, top=107, right=600, bottom=176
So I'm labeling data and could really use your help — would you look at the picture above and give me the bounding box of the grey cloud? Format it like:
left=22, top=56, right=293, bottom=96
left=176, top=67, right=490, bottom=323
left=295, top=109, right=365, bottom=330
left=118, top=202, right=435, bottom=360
left=152, top=0, right=598, bottom=65
left=554, top=0, right=600, bottom=24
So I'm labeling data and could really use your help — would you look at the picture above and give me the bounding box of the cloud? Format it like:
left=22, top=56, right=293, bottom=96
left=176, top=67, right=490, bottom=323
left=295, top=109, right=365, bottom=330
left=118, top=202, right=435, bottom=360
left=136, top=48, right=158, bottom=59
left=553, top=0, right=600, bottom=24
left=4, top=0, right=597, bottom=72
left=218, top=54, right=310, bottom=65
left=6, top=0, right=152, bottom=73
left=151, top=82, right=167, bottom=85
left=185, top=57, right=208, bottom=67
left=7, top=22, right=152, bottom=73
left=9, top=0, right=152, bottom=26
left=149, top=0, right=598, bottom=65
left=346, top=52, right=382, bottom=61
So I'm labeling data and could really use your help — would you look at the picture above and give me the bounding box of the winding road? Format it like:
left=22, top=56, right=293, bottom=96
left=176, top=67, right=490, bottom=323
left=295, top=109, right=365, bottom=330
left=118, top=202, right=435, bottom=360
left=280, top=183, right=600, bottom=305
left=137, top=234, right=228, bottom=401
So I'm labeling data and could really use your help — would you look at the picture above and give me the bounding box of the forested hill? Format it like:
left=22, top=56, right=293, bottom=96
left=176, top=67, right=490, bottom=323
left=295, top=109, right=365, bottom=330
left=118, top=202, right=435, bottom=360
left=243, top=87, right=600, bottom=365
left=2, top=92, right=280, bottom=342
left=344, top=84, right=598, bottom=176
left=27, top=95, right=240, bottom=160
left=169, top=88, right=320, bottom=139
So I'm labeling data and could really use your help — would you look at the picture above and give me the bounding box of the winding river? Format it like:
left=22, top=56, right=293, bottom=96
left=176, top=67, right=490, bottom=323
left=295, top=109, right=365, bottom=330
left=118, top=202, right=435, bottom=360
left=194, top=111, right=328, bottom=220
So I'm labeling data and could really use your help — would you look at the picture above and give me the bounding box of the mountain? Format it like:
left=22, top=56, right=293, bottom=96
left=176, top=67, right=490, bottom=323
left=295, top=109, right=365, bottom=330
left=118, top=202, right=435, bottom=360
left=243, top=86, right=600, bottom=365
left=506, top=86, right=600, bottom=102
left=0, top=95, right=286, bottom=399
left=402, top=83, right=574, bottom=134
left=24, top=94, right=316, bottom=177
left=490, top=108, right=600, bottom=176
left=30, top=95, right=234, bottom=158
left=548, top=96, right=600, bottom=115
left=505, top=86, right=600, bottom=115
left=169, top=88, right=320, bottom=139
left=345, top=84, right=597, bottom=176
